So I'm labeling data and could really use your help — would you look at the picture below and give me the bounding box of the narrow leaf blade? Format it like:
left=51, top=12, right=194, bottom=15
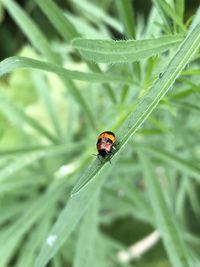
left=72, top=35, right=184, bottom=63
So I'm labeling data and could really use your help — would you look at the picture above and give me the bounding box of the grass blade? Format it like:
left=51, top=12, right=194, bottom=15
left=0, top=56, right=134, bottom=85
left=115, top=0, right=141, bottom=80
left=0, top=143, right=81, bottom=183
left=140, top=145, right=200, bottom=183
left=153, top=0, right=186, bottom=32
left=175, top=0, right=185, bottom=22
left=138, top=150, right=192, bottom=267
left=70, top=0, right=123, bottom=33
left=0, top=92, right=59, bottom=144
left=2, top=0, right=59, bottom=64
left=116, top=0, right=136, bottom=38
left=34, top=0, right=79, bottom=43
left=0, top=180, right=66, bottom=267
left=73, top=194, right=99, bottom=267
left=34, top=166, right=113, bottom=267
left=32, top=72, right=63, bottom=139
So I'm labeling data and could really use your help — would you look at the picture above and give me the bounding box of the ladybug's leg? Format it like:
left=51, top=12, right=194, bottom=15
left=107, top=151, right=114, bottom=164
left=113, top=141, right=120, bottom=149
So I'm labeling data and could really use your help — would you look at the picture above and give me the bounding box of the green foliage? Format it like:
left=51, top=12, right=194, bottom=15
left=71, top=35, right=184, bottom=63
left=0, top=1, right=200, bottom=267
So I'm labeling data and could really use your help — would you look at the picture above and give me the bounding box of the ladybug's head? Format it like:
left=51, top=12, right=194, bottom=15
left=98, top=149, right=108, bottom=158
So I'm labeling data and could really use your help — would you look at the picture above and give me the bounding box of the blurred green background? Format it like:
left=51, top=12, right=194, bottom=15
left=0, top=1, right=200, bottom=267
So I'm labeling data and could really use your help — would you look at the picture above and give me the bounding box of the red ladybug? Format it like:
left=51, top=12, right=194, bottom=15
left=96, top=131, right=116, bottom=158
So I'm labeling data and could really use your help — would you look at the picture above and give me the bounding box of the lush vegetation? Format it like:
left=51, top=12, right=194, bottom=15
left=0, top=1, right=200, bottom=267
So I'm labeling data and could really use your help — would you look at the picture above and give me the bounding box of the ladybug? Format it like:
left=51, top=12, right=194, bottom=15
left=96, top=131, right=116, bottom=159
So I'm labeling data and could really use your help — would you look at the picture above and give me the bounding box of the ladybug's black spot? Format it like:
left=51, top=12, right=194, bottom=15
left=103, top=138, right=113, bottom=144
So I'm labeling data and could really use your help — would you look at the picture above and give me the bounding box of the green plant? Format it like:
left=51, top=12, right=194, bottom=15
left=0, top=1, right=200, bottom=267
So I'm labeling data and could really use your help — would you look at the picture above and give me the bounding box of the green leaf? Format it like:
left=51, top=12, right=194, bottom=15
left=153, top=0, right=186, bottom=32
left=70, top=0, right=123, bottom=33
left=0, top=180, right=66, bottom=267
left=115, top=0, right=141, bottom=80
left=15, top=215, right=52, bottom=267
left=173, top=101, right=200, bottom=113
left=138, top=150, right=192, bottom=267
left=0, top=143, right=81, bottom=183
left=73, top=193, right=99, bottom=267
left=32, top=72, right=63, bottom=138
left=0, top=92, right=59, bottom=144
left=189, top=6, right=200, bottom=31
left=34, top=166, right=113, bottom=267
left=116, top=0, right=136, bottom=38
left=0, top=56, right=134, bottom=85
left=140, top=145, right=200, bottom=183
left=72, top=35, right=184, bottom=63
left=0, top=2, right=3, bottom=22
left=34, top=0, right=79, bottom=43
left=2, top=0, right=59, bottom=64
left=175, top=0, right=185, bottom=22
